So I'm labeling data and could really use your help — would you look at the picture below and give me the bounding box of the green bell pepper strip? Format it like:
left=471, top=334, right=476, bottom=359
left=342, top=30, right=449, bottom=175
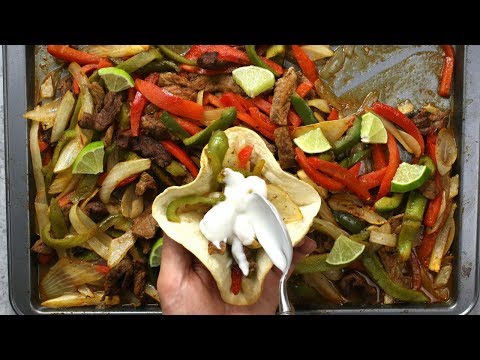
left=43, top=129, right=77, bottom=189
left=117, top=103, right=130, bottom=131
left=166, top=194, right=226, bottom=223
left=418, top=155, right=436, bottom=178
left=397, top=190, right=428, bottom=261
left=49, top=198, right=68, bottom=239
left=245, top=45, right=280, bottom=77
left=350, top=230, right=371, bottom=243
left=70, top=174, right=99, bottom=203
left=339, top=148, right=371, bottom=168
left=295, top=253, right=345, bottom=274
left=290, top=92, right=317, bottom=125
left=165, top=160, right=187, bottom=177
left=361, top=250, right=428, bottom=302
left=157, top=45, right=196, bottom=66
left=72, top=248, right=100, bottom=261
left=136, top=59, right=180, bottom=75
left=333, top=116, right=361, bottom=156
left=183, top=108, right=237, bottom=147
left=374, top=193, right=404, bottom=212
left=69, top=95, right=82, bottom=130
left=206, top=130, right=229, bottom=189
left=333, top=211, right=367, bottom=234
left=160, top=111, right=190, bottom=140
left=116, top=48, right=162, bottom=74
left=252, top=159, right=266, bottom=177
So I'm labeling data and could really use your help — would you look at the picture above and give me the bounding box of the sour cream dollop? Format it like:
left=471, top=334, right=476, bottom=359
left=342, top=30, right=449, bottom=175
left=199, top=168, right=268, bottom=276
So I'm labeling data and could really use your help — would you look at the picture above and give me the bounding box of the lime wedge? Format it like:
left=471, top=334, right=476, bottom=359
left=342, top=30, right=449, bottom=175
left=98, top=67, right=135, bottom=92
left=149, top=237, right=164, bottom=268
left=361, top=112, right=387, bottom=144
left=232, top=65, right=275, bottom=98
left=293, top=127, right=332, bottom=154
left=72, top=141, right=105, bottom=174
left=326, top=234, right=365, bottom=266
left=391, top=163, right=429, bottom=193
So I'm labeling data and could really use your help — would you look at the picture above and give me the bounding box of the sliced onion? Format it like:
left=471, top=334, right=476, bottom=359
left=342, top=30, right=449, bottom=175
left=397, top=129, right=421, bottom=158
left=108, top=231, right=136, bottom=268
left=53, top=137, right=84, bottom=173
left=313, top=112, right=325, bottom=122
left=41, top=291, right=120, bottom=308
left=378, top=115, right=421, bottom=157
left=51, top=90, right=76, bottom=143
left=301, top=45, right=334, bottom=61
left=397, top=99, right=414, bottom=115
left=449, top=174, right=459, bottom=199
left=202, top=107, right=235, bottom=126
left=55, top=174, right=82, bottom=201
left=307, top=99, right=331, bottom=113
left=312, top=218, right=348, bottom=240
left=145, top=283, right=161, bottom=303
left=328, top=194, right=387, bottom=225
left=82, top=45, right=149, bottom=58
left=433, top=264, right=453, bottom=289
left=75, top=205, right=112, bottom=248
left=196, top=90, right=204, bottom=105
left=77, top=284, right=94, bottom=298
left=99, top=159, right=151, bottom=204
left=429, top=204, right=456, bottom=272
left=369, top=230, right=397, bottom=247
left=24, top=98, right=62, bottom=128
left=40, top=258, right=106, bottom=299
left=49, top=169, right=73, bottom=195
left=68, top=62, right=94, bottom=121
left=29, top=122, right=46, bottom=201
left=121, top=184, right=144, bottom=219
left=292, top=116, right=351, bottom=143
left=80, top=188, right=100, bottom=210
left=40, top=75, right=55, bottom=99
left=436, top=128, right=457, bottom=176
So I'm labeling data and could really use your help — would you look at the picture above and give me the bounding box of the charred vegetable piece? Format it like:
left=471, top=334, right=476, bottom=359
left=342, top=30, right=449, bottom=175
left=339, top=148, right=371, bottom=168
left=160, top=111, right=190, bottom=140
left=49, top=198, right=68, bottom=238
left=361, top=250, right=428, bottom=302
left=295, top=253, right=345, bottom=274
left=290, top=93, right=317, bottom=125
left=398, top=191, right=428, bottom=261
left=157, top=45, right=196, bottom=66
left=374, top=193, right=404, bottom=212
left=333, top=116, right=361, bottom=156
left=166, top=194, right=226, bottom=223
left=333, top=211, right=367, bottom=234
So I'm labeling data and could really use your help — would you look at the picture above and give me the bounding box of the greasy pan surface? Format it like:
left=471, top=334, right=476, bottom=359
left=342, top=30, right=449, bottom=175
left=3, top=45, right=479, bottom=314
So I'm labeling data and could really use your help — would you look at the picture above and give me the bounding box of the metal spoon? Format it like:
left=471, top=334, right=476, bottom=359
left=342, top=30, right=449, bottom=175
left=246, top=193, right=294, bottom=315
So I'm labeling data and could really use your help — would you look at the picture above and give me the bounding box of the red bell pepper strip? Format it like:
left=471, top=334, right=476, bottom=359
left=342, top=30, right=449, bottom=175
left=230, top=264, right=243, bottom=295
left=307, top=157, right=372, bottom=202
left=175, top=117, right=203, bottom=135
left=327, top=108, right=339, bottom=120
left=238, top=145, right=254, bottom=169
left=130, top=73, right=160, bottom=136
left=205, top=93, right=224, bottom=108
left=291, top=45, right=319, bottom=84
left=38, top=137, right=49, bottom=152
left=371, top=144, right=388, bottom=170
left=348, top=162, right=362, bottom=176
left=97, top=57, right=113, bottom=69
left=287, top=110, right=302, bottom=127
left=47, top=45, right=102, bottom=65
left=38, top=253, right=54, bottom=265
left=358, top=167, right=387, bottom=189
left=160, top=140, right=199, bottom=178
left=253, top=97, right=272, bottom=115
left=295, top=148, right=345, bottom=191
left=409, top=251, right=422, bottom=290
left=58, top=191, right=74, bottom=208
left=220, top=92, right=247, bottom=112
left=426, top=132, right=438, bottom=164
left=96, top=265, right=111, bottom=275
left=371, top=102, right=425, bottom=154
left=186, top=45, right=250, bottom=65
left=439, top=45, right=454, bottom=98
left=73, top=63, right=99, bottom=94
left=260, top=56, right=284, bottom=76
left=248, top=107, right=278, bottom=131
left=135, top=79, right=205, bottom=121
left=237, top=112, right=275, bottom=140
left=296, top=81, right=313, bottom=98
left=180, top=64, right=235, bottom=75
left=424, top=173, right=443, bottom=227
left=128, top=88, right=136, bottom=105
left=97, top=172, right=108, bottom=186
left=42, top=148, right=53, bottom=166
left=417, top=231, right=438, bottom=267
left=376, top=133, right=400, bottom=200
left=233, top=94, right=255, bottom=110
left=116, top=174, right=139, bottom=188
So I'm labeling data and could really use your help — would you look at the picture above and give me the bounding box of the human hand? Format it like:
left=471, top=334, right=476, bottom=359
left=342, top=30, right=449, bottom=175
left=156, top=234, right=316, bottom=315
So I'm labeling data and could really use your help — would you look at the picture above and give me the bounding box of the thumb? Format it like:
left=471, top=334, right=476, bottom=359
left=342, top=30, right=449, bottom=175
left=158, top=234, right=193, bottom=288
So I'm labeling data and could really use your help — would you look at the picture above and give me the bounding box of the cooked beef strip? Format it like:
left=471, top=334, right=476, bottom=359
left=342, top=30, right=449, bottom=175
left=156, top=72, right=243, bottom=94
left=270, top=67, right=297, bottom=126
left=104, top=125, right=114, bottom=147
left=88, top=82, right=105, bottom=113
left=104, top=257, right=133, bottom=297
left=274, top=126, right=296, bottom=169
left=378, top=247, right=412, bottom=288
left=131, top=208, right=158, bottom=239
left=84, top=200, right=109, bottom=222
left=140, top=114, right=171, bottom=140
left=411, top=109, right=449, bottom=135
left=57, top=76, right=73, bottom=97
left=133, top=260, right=147, bottom=301
left=339, top=272, right=379, bottom=305
left=116, top=131, right=130, bottom=149
left=144, top=103, right=159, bottom=115
left=419, top=177, right=440, bottom=200
left=130, top=135, right=173, bottom=167
left=78, top=92, right=122, bottom=132
left=31, top=239, right=54, bottom=255
left=157, top=72, right=191, bottom=88
left=135, top=172, right=157, bottom=196
left=163, top=85, right=198, bottom=101
left=197, top=51, right=232, bottom=70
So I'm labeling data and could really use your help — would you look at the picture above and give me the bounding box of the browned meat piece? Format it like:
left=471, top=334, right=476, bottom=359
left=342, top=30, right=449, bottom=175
left=419, top=177, right=440, bottom=200
left=135, top=172, right=157, bottom=196
left=116, top=131, right=130, bottom=149
left=133, top=260, right=147, bottom=301
left=140, top=114, right=171, bottom=140
left=130, top=135, right=173, bottom=167
left=411, top=109, right=449, bottom=135
left=31, top=239, right=54, bottom=255
left=339, top=272, right=379, bottom=304
left=157, top=72, right=191, bottom=88
left=378, top=247, right=412, bottom=288
left=104, top=257, right=133, bottom=297
left=78, top=92, right=122, bottom=132
left=144, top=103, right=159, bottom=115
left=208, top=241, right=226, bottom=255
left=132, top=208, right=158, bottom=239
left=104, top=125, right=114, bottom=147
left=389, top=213, right=404, bottom=235
left=84, top=200, right=109, bottom=222
left=274, top=126, right=296, bottom=169
left=88, top=82, right=105, bottom=113
left=197, top=51, right=232, bottom=70
left=163, top=85, right=197, bottom=101
left=57, top=76, right=73, bottom=97
left=156, top=72, right=243, bottom=94
left=270, top=67, right=297, bottom=126
left=139, top=238, right=152, bottom=255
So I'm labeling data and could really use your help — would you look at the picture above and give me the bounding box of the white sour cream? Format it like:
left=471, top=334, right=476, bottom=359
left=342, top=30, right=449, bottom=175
left=199, top=168, right=268, bottom=276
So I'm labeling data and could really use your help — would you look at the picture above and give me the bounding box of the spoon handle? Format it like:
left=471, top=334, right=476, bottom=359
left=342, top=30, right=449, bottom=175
left=278, top=273, right=295, bottom=315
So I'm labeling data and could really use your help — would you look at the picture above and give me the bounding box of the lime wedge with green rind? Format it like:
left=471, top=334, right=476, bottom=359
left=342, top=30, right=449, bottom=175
left=390, top=162, right=429, bottom=193
left=72, top=141, right=105, bottom=174
left=98, top=67, right=135, bottom=92
left=232, top=65, right=275, bottom=98
left=326, top=234, right=365, bottom=266
left=293, top=128, right=332, bottom=154
left=149, top=237, right=164, bottom=268
left=361, top=112, right=387, bottom=144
